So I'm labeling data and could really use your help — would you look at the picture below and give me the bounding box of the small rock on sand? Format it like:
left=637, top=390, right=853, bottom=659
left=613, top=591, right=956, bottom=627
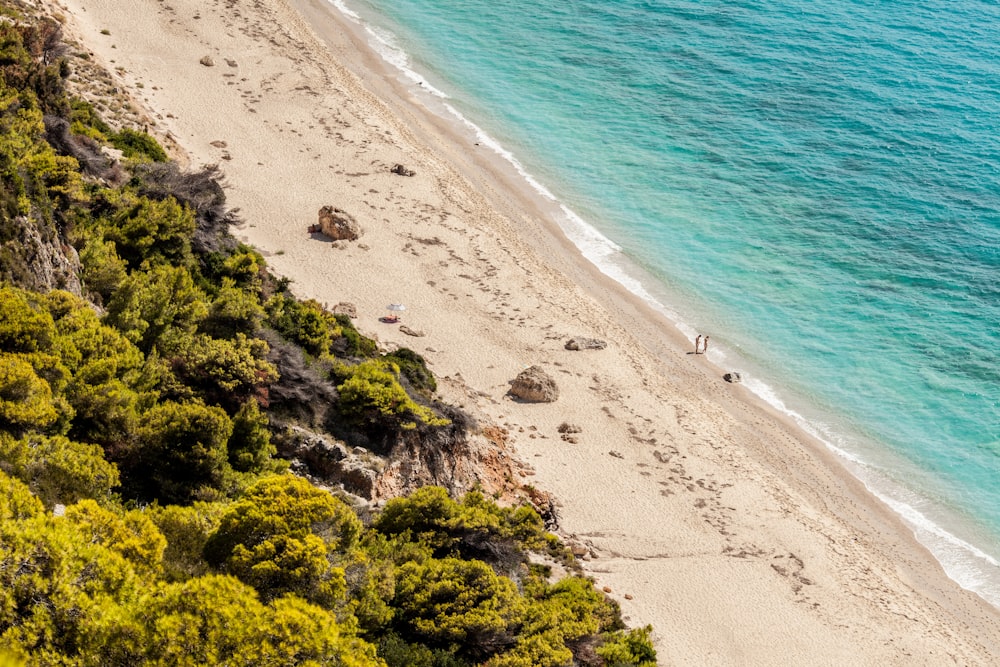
left=565, top=337, right=607, bottom=351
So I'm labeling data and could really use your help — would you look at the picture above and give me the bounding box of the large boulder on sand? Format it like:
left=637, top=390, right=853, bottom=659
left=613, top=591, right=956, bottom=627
left=311, top=206, right=361, bottom=241
left=509, top=365, right=559, bottom=403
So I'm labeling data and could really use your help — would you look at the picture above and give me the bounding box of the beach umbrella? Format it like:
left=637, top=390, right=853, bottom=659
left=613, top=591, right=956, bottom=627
left=386, top=303, right=406, bottom=314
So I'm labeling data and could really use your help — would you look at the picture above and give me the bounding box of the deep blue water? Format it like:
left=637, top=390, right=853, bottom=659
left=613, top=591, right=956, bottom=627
left=334, top=0, right=1000, bottom=602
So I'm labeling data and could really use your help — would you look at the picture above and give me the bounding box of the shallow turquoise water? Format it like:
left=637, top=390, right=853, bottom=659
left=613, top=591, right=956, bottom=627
left=336, top=0, right=1000, bottom=600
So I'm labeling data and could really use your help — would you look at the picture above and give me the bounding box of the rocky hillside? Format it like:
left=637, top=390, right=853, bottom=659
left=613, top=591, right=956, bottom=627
left=0, top=4, right=655, bottom=666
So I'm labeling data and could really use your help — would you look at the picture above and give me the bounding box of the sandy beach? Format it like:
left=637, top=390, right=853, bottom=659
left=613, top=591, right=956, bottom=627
left=49, top=0, right=1000, bottom=663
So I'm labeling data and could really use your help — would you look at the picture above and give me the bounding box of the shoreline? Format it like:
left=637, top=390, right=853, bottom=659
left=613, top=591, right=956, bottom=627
left=54, top=0, right=1000, bottom=663
left=324, top=0, right=1000, bottom=609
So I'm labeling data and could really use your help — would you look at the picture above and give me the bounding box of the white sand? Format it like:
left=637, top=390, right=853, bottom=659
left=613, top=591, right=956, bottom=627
left=53, top=0, right=1000, bottom=663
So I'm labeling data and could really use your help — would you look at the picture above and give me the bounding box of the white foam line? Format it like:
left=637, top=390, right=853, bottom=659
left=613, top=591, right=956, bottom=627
left=745, top=376, right=1000, bottom=605
left=329, top=0, right=1000, bottom=609
left=875, top=490, right=1000, bottom=606
left=329, top=0, right=451, bottom=98
left=329, top=0, right=360, bottom=21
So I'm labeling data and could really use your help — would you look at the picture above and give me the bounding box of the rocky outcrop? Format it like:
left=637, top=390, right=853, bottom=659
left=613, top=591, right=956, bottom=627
left=0, top=213, right=82, bottom=296
left=565, top=337, right=607, bottom=351
left=373, top=424, right=517, bottom=501
left=390, top=163, right=416, bottom=176
left=275, top=427, right=378, bottom=498
left=723, top=372, right=742, bottom=384
left=509, top=365, right=559, bottom=402
left=310, top=206, right=361, bottom=241
left=277, top=411, right=523, bottom=503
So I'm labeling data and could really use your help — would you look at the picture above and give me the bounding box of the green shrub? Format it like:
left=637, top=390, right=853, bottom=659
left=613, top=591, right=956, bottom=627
left=336, top=360, right=448, bottom=430
left=333, top=313, right=377, bottom=358
left=0, top=467, right=43, bottom=521
left=200, top=279, right=264, bottom=338
left=394, top=557, right=524, bottom=659
left=93, top=189, right=194, bottom=268
left=168, top=332, right=277, bottom=409
left=0, top=354, right=58, bottom=430
left=69, top=99, right=111, bottom=142
left=104, top=264, right=207, bottom=354
left=110, top=127, right=167, bottom=162
left=265, top=294, right=336, bottom=357
left=148, top=502, right=226, bottom=582
left=374, top=487, right=547, bottom=560
left=133, top=399, right=233, bottom=503
left=0, top=433, right=120, bottom=507
left=227, top=398, right=275, bottom=473
left=384, top=347, right=436, bottom=395
left=79, top=236, right=128, bottom=304
left=0, top=285, right=56, bottom=353
left=203, top=475, right=361, bottom=606
left=596, top=625, right=657, bottom=666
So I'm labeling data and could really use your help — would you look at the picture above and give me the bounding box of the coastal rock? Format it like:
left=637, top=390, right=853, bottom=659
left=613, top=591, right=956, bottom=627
left=0, top=213, right=83, bottom=296
left=331, top=301, right=357, bottom=318
left=274, top=427, right=377, bottom=496
left=276, top=427, right=348, bottom=478
left=390, top=163, right=416, bottom=176
left=568, top=540, right=590, bottom=559
left=275, top=388, right=525, bottom=503
left=199, top=55, right=214, bottom=67
left=509, top=365, right=559, bottom=403
left=565, top=337, right=607, bottom=351
left=523, top=485, right=560, bottom=530
left=399, top=325, right=425, bottom=337
left=311, top=206, right=361, bottom=241
left=723, top=372, right=742, bottom=384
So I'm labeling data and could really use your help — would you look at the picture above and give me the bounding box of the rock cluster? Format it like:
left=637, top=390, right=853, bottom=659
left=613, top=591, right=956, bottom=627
left=723, top=372, right=742, bottom=384
left=509, top=365, right=559, bottom=403
left=390, top=163, right=416, bottom=176
left=277, top=427, right=376, bottom=497
left=564, top=337, right=607, bottom=351
left=558, top=422, right=581, bottom=443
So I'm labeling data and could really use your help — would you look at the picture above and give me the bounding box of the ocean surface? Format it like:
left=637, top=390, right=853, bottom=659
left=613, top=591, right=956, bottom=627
left=332, top=0, right=1000, bottom=603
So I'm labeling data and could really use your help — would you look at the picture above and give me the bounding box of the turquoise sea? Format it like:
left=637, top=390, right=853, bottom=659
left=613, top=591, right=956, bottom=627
left=332, top=0, right=1000, bottom=603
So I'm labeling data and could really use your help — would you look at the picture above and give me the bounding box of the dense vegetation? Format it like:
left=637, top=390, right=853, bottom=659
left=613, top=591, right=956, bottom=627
left=0, top=5, right=656, bottom=666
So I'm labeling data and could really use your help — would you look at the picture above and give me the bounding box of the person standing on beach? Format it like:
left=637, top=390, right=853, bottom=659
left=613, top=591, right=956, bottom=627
left=695, top=335, right=702, bottom=354
left=703, top=336, right=709, bottom=354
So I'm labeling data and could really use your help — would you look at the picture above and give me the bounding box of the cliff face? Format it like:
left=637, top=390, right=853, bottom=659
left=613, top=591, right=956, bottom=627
left=0, top=211, right=82, bottom=295
left=276, top=400, right=524, bottom=504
